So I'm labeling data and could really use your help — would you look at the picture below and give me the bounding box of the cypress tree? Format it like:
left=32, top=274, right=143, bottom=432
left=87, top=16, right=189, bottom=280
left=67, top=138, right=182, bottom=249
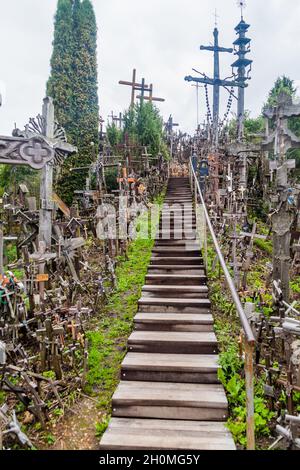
left=47, top=0, right=74, bottom=134
left=47, top=0, right=99, bottom=205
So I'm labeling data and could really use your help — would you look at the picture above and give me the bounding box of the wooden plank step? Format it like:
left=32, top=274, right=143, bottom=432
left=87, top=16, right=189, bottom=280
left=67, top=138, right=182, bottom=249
left=152, top=247, right=201, bottom=256
left=142, top=285, right=208, bottom=293
left=161, top=209, right=194, bottom=213
left=142, top=285, right=208, bottom=299
left=164, top=199, right=193, bottom=203
left=128, top=331, right=218, bottom=354
left=148, top=264, right=205, bottom=273
left=121, top=353, right=219, bottom=382
left=145, top=274, right=207, bottom=286
left=150, top=257, right=203, bottom=265
left=155, top=240, right=189, bottom=246
left=161, top=215, right=194, bottom=219
left=138, top=297, right=210, bottom=313
left=100, top=418, right=235, bottom=450
left=159, top=218, right=196, bottom=224
left=147, top=268, right=205, bottom=275
left=156, top=235, right=198, bottom=242
left=134, top=312, right=213, bottom=332
left=112, top=381, right=228, bottom=421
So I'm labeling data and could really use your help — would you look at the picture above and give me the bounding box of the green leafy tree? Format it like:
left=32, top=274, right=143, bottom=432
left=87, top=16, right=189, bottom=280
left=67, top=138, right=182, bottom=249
left=122, top=102, right=169, bottom=159
left=227, top=111, right=264, bottom=142
left=106, top=123, right=122, bottom=147
left=264, top=76, right=300, bottom=167
left=265, top=75, right=296, bottom=108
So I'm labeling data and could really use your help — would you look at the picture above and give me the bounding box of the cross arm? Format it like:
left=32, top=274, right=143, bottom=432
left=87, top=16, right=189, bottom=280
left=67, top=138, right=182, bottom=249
left=136, top=96, right=165, bottom=102
left=119, top=80, right=149, bottom=89
left=184, top=75, right=247, bottom=88
left=200, top=45, right=233, bottom=53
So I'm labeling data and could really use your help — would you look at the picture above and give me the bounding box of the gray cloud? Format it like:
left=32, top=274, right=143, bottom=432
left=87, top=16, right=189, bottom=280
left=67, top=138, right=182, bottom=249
left=0, top=0, right=300, bottom=136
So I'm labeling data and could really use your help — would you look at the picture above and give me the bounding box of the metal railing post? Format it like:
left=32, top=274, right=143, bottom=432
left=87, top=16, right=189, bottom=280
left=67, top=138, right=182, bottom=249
left=244, top=339, right=255, bottom=450
left=203, top=212, right=208, bottom=273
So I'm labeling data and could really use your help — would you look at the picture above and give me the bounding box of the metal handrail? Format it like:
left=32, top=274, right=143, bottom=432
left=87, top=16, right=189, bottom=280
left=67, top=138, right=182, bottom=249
left=189, top=157, right=255, bottom=450
left=189, top=158, right=255, bottom=344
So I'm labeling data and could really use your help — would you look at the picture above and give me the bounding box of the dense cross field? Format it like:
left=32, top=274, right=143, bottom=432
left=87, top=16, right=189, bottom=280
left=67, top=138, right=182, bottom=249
left=0, top=0, right=300, bottom=457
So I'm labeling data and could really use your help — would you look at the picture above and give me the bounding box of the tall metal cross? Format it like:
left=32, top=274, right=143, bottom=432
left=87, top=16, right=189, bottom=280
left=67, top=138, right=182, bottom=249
left=185, top=26, right=238, bottom=147
left=213, top=8, right=219, bottom=27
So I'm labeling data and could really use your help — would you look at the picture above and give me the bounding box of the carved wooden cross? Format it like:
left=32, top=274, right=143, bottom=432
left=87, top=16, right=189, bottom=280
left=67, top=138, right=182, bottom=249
left=240, top=223, right=267, bottom=287
left=0, top=97, right=77, bottom=249
left=262, top=92, right=300, bottom=301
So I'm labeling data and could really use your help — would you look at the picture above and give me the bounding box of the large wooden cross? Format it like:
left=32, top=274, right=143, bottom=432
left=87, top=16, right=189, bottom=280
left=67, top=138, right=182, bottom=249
left=136, top=84, right=165, bottom=104
left=0, top=97, right=77, bottom=249
left=165, top=115, right=179, bottom=158
left=119, top=69, right=150, bottom=106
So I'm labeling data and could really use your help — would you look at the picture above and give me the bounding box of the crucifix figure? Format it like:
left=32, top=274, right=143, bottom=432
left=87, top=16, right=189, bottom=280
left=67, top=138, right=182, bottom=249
left=0, top=97, right=77, bottom=250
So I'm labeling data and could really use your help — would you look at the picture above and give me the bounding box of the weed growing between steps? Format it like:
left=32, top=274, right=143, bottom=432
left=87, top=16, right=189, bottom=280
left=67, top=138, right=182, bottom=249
left=86, top=192, right=165, bottom=440
left=207, top=240, right=275, bottom=449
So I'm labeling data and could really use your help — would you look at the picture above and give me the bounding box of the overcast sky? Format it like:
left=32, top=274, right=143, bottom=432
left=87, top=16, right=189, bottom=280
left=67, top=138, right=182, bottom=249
left=0, top=0, right=300, bottom=136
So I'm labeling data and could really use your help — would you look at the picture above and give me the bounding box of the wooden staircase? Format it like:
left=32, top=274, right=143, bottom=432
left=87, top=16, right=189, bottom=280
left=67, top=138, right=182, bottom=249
left=100, top=177, right=235, bottom=450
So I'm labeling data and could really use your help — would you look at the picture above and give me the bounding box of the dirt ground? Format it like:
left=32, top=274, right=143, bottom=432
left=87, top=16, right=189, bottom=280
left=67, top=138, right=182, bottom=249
left=40, top=397, right=103, bottom=451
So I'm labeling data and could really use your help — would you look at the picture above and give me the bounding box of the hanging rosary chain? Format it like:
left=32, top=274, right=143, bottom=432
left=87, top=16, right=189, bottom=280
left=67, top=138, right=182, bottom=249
left=219, top=86, right=234, bottom=130
left=204, top=82, right=213, bottom=126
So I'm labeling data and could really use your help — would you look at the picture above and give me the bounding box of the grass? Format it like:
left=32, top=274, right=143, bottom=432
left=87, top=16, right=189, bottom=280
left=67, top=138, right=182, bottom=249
left=254, top=238, right=273, bottom=255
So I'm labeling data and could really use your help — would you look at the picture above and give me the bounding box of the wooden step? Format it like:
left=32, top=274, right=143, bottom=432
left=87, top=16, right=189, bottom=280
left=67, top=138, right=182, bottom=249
left=142, top=285, right=208, bottom=299
left=128, top=331, right=218, bottom=354
left=150, top=256, right=203, bottom=265
left=138, top=297, right=210, bottom=313
left=100, top=418, right=235, bottom=450
left=148, top=265, right=205, bottom=275
left=121, top=353, right=219, bottom=382
left=165, top=197, right=193, bottom=201
left=100, top=179, right=235, bottom=451
left=159, top=219, right=196, bottom=225
left=145, top=274, right=207, bottom=286
left=155, top=240, right=190, bottom=246
left=134, top=312, right=213, bottom=331
left=152, top=247, right=201, bottom=257
left=112, top=381, right=228, bottom=421
left=161, top=209, right=194, bottom=215
left=155, top=227, right=197, bottom=240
